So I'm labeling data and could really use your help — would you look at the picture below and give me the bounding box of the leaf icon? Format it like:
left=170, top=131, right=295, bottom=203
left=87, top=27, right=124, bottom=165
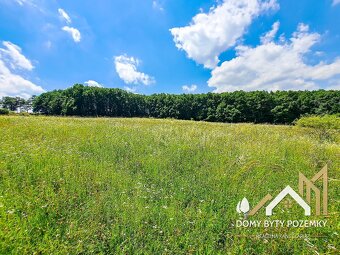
left=236, top=201, right=242, bottom=213
left=240, top=197, right=250, bottom=213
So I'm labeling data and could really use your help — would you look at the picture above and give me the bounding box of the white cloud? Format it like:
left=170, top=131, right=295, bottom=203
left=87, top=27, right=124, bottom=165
left=0, top=41, right=34, bottom=70
left=208, top=23, right=340, bottom=92
left=260, top=21, right=280, bottom=44
left=0, top=41, right=44, bottom=98
left=14, top=0, right=45, bottom=13
left=152, top=1, right=164, bottom=11
left=15, top=0, right=34, bottom=7
left=84, top=80, right=103, bottom=88
left=170, top=0, right=279, bottom=69
left=114, top=55, right=155, bottom=85
left=62, top=26, right=81, bottom=43
left=58, top=8, right=72, bottom=24
left=325, top=83, right=340, bottom=90
left=332, top=0, right=340, bottom=6
left=58, top=9, right=82, bottom=44
left=182, top=84, right=197, bottom=93
left=124, top=86, right=137, bottom=93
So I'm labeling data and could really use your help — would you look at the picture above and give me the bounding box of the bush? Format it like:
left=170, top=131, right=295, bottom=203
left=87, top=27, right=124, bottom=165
left=295, top=115, right=340, bottom=142
left=295, top=115, right=340, bottom=130
left=0, top=108, right=9, bottom=115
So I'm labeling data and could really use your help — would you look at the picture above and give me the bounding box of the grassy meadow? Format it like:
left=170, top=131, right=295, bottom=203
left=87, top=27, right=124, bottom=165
left=0, top=116, right=339, bottom=254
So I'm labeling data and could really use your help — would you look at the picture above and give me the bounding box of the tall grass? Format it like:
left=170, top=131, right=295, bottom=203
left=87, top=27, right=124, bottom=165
left=0, top=116, right=339, bottom=254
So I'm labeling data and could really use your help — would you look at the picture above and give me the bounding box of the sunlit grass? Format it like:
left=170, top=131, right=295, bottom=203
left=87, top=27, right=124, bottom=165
left=0, top=116, right=339, bottom=254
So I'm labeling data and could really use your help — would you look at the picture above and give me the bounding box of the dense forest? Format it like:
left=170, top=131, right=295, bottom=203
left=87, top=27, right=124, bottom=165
left=1, top=84, right=339, bottom=124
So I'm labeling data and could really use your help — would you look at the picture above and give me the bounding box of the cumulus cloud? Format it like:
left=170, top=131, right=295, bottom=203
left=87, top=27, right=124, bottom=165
left=208, top=23, right=340, bottom=92
left=260, top=21, right=280, bottom=44
left=332, top=0, right=340, bottom=6
left=62, top=26, right=81, bottom=42
left=58, top=8, right=72, bottom=24
left=170, top=0, right=279, bottom=69
left=182, top=84, right=197, bottom=93
left=114, top=55, right=155, bottom=85
left=0, top=41, right=44, bottom=98
left=0, top=41, right=34, bottom=70
left=84, top=80, right=103, bottom=88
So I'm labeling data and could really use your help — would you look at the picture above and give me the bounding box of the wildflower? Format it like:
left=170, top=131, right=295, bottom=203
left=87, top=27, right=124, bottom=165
left=7, top=209, right=15, bottom=214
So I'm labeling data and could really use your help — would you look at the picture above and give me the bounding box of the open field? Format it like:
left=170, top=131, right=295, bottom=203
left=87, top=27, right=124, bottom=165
left=0, top=116, right=339, bottom=254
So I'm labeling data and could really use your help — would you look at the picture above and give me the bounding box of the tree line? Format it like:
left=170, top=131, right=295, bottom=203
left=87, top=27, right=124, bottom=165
left=0, top=96, right=35, bottom=113
left=1, top=84, right=339, bottom=124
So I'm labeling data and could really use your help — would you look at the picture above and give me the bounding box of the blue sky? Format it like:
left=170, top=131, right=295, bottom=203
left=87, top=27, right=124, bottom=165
left=0, top=0, right=340, bottom=98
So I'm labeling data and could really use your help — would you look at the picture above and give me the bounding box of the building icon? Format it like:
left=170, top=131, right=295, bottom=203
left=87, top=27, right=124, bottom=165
left=244, top=165, right=328, bottom=216
left=265, top=186, right=310, bottom=216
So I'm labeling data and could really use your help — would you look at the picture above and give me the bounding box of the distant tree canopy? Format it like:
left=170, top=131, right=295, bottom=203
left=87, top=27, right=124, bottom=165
left=5, top=84, right=339, bottom=124
left=0, top=96, right=35, bottom=112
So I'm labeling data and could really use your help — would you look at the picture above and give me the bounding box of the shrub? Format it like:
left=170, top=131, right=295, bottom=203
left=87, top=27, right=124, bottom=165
left=295, top=115, right=340, bottom=130
left=295, top=115, right=340, bottom=142
left=0, top=108, right=9, bottom=115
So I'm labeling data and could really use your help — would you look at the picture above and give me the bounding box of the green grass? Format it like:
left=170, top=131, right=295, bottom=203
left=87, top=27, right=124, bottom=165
left=0, top=116, right=339, bottom=254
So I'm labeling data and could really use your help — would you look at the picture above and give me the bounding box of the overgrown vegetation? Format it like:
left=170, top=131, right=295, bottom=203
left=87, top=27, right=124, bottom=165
left=295, top=114, right=340, bottom=130
left=295, top=114, right=340, bottom=143
left=0, top=116, right=339, bottom=254
left=29, top=84, right=340, bottom=124
left=0, top=108, right=9, bottom=115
